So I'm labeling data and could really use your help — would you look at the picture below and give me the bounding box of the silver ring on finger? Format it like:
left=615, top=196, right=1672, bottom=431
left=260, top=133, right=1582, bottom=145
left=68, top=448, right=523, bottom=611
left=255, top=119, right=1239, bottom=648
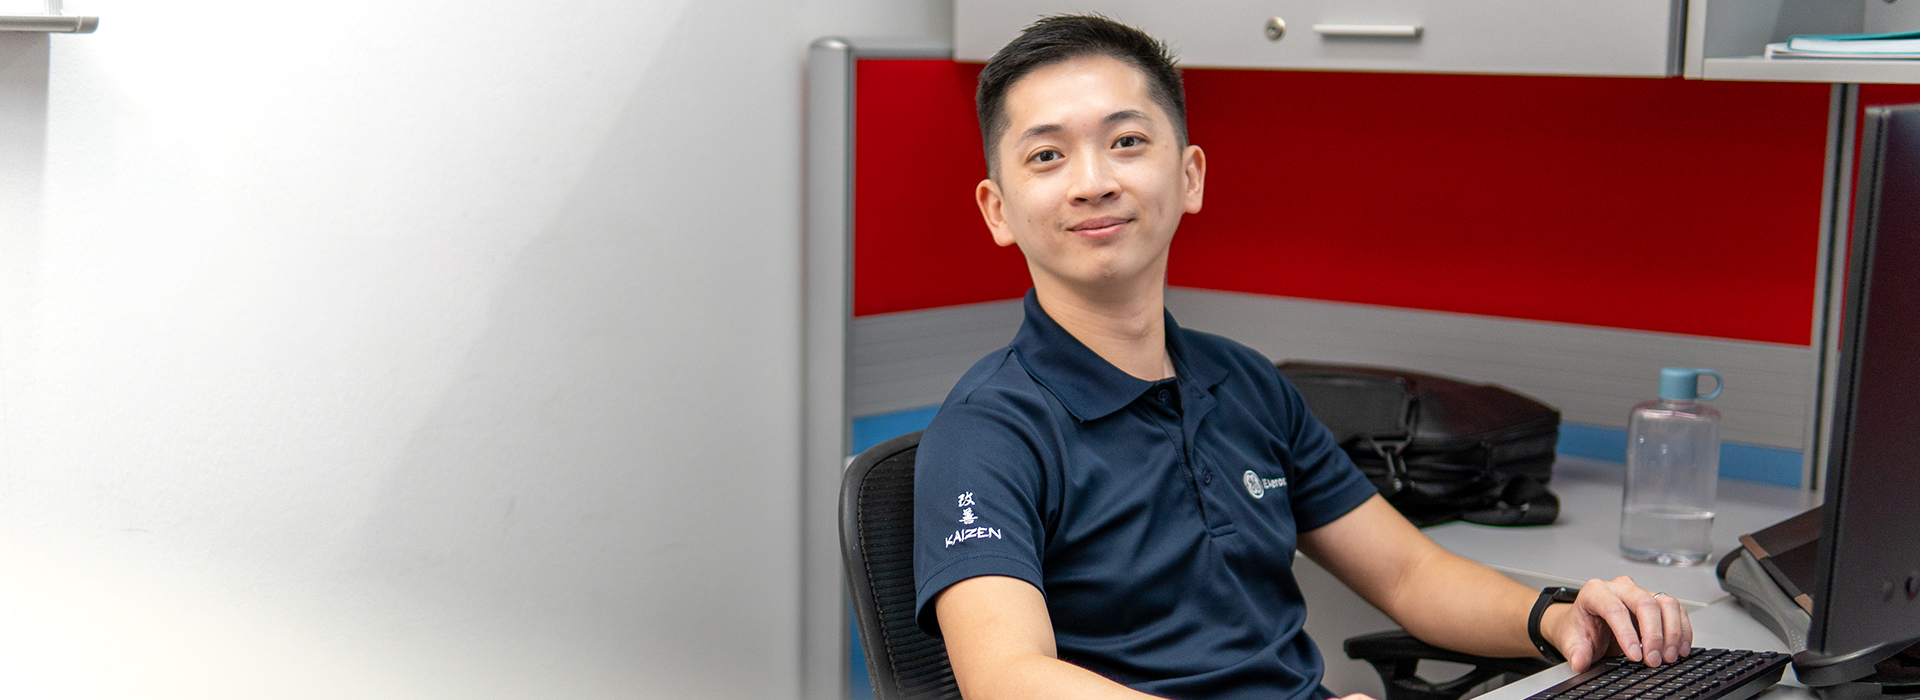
left=1652, top=592, right=1671, bottom=600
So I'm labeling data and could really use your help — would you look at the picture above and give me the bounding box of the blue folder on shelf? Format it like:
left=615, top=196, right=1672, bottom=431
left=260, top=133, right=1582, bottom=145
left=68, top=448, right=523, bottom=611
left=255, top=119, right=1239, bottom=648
left=1772, top=30, right=1920, bottom=57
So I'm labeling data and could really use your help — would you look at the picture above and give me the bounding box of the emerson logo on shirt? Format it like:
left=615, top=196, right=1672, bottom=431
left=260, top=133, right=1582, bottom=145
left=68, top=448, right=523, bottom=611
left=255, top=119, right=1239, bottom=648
left=1242, top=470, right=1287, bottom=499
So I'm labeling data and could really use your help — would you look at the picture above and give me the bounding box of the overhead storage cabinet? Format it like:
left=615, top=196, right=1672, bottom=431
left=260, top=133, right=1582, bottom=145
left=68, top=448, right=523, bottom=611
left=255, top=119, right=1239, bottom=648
left=956, top=0, right=1685, bottom=77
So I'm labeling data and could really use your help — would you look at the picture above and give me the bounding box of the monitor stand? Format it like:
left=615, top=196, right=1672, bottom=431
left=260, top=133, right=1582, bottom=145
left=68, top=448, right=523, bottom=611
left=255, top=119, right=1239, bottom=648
left=1794, top=639, right=1920, bottom=700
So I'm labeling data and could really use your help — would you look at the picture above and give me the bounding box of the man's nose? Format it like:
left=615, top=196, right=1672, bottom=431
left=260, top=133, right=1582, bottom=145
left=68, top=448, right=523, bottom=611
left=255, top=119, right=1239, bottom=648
left=1068, top=153, right=1120, bottom=204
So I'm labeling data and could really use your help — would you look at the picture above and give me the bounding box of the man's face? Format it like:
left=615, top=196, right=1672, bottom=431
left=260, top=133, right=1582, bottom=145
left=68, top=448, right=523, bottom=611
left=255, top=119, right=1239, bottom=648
left=976, top=54, right=1204, bottom=296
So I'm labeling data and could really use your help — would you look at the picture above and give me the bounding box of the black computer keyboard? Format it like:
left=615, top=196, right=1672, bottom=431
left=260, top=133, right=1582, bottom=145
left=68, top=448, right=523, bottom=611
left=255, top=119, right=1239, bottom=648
left=1526, top=649, right=1791, bottom=700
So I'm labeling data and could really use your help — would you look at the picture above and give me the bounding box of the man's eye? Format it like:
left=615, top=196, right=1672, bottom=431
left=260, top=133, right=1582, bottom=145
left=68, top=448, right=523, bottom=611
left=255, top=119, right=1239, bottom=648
left=1031, top=150, right=1062, bottom=163
left=1115, top=135, right=1144, bottom=148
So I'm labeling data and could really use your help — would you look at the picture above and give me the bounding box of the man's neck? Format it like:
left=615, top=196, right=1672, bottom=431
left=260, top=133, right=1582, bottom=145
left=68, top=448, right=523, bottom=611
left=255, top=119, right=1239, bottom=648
left=1033, top=279, right=1174, bottom=382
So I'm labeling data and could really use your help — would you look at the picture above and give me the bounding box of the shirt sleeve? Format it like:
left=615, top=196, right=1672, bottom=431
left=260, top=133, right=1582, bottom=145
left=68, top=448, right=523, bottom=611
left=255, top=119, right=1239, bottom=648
left=1273, top=370, right=1380, bottom=532
left=912, top=397, right=1052, bottom=638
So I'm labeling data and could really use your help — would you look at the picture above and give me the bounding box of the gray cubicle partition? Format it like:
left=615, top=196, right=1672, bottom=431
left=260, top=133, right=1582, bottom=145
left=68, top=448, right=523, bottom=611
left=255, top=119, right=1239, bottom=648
left=803, top=37, right=954, bottom=700
left=853, top=291, right=1820, bottom=458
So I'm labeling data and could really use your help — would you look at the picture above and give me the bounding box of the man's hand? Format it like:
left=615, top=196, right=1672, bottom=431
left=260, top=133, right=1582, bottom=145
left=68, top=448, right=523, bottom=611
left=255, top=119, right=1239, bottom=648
left=1298, top=497, right=1700, bottom=673
left=1540, top=576, right=1694, bottom=672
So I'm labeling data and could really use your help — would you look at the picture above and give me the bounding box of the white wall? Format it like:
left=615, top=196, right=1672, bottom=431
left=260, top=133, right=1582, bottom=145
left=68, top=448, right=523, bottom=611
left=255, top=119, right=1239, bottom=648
left=0, top=1, right=949, bottom=698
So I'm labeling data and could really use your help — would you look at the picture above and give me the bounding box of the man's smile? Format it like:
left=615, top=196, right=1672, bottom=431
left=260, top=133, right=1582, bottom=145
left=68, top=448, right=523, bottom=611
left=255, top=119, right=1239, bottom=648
left=1067, top=216, right=1132, bottom=239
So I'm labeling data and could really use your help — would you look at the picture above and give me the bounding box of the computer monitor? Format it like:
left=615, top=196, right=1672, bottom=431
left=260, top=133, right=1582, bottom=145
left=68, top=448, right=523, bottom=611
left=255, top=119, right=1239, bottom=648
left=1792, top=104, right=1920, bottom=693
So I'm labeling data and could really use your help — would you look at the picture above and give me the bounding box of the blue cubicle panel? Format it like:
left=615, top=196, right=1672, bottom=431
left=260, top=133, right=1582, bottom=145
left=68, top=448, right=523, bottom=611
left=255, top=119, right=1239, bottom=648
left=858, top=410, right=1805, bottom=494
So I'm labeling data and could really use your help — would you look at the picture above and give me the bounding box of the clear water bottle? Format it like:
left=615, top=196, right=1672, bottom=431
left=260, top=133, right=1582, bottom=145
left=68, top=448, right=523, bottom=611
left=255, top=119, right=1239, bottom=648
left=1620, top=368, right=1723, bottom=566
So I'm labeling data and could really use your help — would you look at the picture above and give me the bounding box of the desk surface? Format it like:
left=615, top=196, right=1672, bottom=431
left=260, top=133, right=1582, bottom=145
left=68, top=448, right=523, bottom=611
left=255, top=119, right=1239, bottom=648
left=1447, top=457, right=1821, bottom=700
left=1425, top=457, right=1820, bottom=609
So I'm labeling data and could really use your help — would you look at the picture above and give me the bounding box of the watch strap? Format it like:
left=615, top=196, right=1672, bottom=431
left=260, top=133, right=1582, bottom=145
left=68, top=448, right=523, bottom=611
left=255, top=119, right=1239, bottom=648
left=1529, top=586, right=1580, bottom=664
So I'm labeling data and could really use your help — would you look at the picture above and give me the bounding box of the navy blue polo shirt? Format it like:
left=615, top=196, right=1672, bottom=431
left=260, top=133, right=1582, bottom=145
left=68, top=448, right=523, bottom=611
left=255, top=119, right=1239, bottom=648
left=913, top=289, right=1379, bottom=700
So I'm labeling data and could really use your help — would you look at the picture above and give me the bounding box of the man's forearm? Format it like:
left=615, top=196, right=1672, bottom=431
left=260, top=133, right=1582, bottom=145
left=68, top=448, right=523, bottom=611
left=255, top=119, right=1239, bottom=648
left=953, top=653, right=1163, bottom=700
left=1299, top=498, right=1545, bottom=659
left=936, top=576, right=1166, bottom=700
left=1382, top=546, right=1542, bottom=658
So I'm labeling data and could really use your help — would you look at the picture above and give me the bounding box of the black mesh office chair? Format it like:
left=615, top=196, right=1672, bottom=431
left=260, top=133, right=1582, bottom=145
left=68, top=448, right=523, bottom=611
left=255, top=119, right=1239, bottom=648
left=1345, top=630, right=1553, bottom=700
left=839, top=429, right=1547, bottom=700
left=841, top=431, right=962, bottom=700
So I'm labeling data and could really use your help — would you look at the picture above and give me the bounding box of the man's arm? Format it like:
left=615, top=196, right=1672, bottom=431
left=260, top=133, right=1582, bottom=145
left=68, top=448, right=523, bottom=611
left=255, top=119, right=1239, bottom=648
left=1296, top=495, right=1694, bottom=672
left=934, top=575, right=1160, bottom=700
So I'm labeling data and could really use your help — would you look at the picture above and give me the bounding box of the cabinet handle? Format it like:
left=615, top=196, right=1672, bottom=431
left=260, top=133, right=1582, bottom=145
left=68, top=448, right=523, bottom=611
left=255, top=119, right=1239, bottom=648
left=0, top=14, right=97, bottom=32
left=1312, top=24, right=1422, bottom=38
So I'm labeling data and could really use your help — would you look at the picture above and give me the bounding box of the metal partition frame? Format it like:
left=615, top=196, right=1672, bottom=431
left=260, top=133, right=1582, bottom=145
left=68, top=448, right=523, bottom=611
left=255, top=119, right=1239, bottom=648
left=1809, top=83, right=1860, bottom=493
left=803, top=37, right=954, bottom=700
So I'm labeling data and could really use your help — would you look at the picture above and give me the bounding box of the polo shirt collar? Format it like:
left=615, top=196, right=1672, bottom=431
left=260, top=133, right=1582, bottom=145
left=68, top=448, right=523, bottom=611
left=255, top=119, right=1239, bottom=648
left=1010, top=289, right=1229, bottom=422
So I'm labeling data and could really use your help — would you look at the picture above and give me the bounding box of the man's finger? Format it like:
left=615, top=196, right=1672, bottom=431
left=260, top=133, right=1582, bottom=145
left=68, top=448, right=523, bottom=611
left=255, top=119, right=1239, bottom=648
left=1565, top=609, right=1608, bottom=672
left=1562, top=633, right=1594, bottom=673
left=1633, top=592, right=1666, bottom=665
left=1683, top=604, right=1696, bottom=653
left=1671, top=594, right=1694, bottom=656
left=1656, top=594, right=1687, bottom=662
left=1588, top=581, right=1644, bottom=662
left=1608, top=576, right=1666, bottom=666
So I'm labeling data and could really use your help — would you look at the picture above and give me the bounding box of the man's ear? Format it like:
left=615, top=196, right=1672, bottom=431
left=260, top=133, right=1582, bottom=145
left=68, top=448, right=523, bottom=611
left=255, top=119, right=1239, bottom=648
left=1182, top=144, right=1206, bottom=215
left=977, top=177, right=1017, bottom=248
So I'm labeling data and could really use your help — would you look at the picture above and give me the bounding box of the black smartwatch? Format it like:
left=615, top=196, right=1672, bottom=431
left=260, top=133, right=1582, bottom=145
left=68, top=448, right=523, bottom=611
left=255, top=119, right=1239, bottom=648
left=1529, top=586, right=1580, bottom=664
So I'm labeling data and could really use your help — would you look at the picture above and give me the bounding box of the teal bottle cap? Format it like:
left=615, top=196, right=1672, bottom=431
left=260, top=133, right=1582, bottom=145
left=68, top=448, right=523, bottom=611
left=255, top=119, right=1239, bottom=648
left=1659, top=368, right=1723, bottom=400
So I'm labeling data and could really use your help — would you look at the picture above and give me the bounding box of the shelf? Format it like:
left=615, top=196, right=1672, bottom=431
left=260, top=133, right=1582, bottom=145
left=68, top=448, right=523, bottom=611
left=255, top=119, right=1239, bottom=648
left=0, top=14, right=97, bottom=33
left=1684, top=0, right=1920, bottom=83
left=1703, top=56, right=1920, bottom=85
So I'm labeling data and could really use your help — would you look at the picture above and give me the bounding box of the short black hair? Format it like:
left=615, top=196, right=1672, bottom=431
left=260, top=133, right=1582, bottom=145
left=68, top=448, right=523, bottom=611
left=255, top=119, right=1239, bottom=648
left=976, top=14, right=1187, bottom=179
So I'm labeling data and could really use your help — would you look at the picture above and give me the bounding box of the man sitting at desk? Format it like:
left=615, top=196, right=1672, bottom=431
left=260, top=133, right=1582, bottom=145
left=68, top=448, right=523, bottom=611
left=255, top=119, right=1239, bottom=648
left=911, top=14, right=1694, bottom=700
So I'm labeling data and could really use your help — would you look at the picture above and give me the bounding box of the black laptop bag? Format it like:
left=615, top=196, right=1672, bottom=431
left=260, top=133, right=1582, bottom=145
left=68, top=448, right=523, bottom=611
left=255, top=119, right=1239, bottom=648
left=1276, top=362, right=1562, bottom=527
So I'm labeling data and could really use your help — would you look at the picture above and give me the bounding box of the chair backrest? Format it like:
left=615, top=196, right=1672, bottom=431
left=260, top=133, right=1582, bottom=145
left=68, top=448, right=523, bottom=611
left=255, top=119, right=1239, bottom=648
left=840, top=431, right=962, bottom=700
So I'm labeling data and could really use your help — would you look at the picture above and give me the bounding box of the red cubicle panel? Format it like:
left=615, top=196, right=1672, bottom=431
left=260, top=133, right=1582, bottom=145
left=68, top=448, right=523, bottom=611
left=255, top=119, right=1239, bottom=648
left=854, top=60, right=1020, bottom=317
left=1178, top=70, right=1829, bottom=346
left=853, top=59, right=1833, bottom=347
